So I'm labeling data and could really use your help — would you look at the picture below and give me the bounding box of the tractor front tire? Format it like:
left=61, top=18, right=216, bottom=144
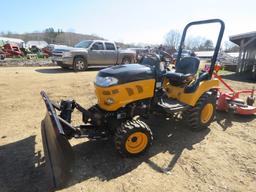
left=187, top=93, right=216, bottom=131
left=115, top=120, right=153, bottom=157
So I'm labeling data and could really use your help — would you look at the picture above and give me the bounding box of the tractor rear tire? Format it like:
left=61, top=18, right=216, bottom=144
left=186, top=92, right=216, bottom=131
left=114, top=119, right=153, bottom=157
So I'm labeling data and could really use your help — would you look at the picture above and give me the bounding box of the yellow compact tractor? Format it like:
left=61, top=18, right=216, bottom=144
left=40, top=19, right=225, bottom=187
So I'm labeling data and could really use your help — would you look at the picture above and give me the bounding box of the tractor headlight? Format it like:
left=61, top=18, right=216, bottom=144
left=105, top=97, right=115, bottom=105
left=95, top=76, right=118, bottom=87
left=62, top=51, right=72, bottom=57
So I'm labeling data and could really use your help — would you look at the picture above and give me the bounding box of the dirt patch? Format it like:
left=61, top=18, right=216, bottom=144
left=0, top=66, right=255, bottom=192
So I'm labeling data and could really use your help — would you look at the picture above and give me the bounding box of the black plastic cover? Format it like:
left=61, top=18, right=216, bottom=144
left=165, top=72, right=194, bottom=86
left=98, top=64, right=155, bottom=84
left=175, top=57, right=200, bottom=75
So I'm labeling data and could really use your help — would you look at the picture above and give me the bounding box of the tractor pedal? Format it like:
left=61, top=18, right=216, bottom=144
left=157, top=98, right=189, bottom=113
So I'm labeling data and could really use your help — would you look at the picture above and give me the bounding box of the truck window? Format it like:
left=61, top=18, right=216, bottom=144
left=75, top=40, right=93, bottom=48
left=91, top=42, right=104, bottom=50
left=105, top=43, right=115, bottom=50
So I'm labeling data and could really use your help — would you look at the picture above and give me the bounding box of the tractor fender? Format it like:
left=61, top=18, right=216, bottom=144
left=166, top=79, right=219, bottom=107
left=180, top=79, right=219, bottom=106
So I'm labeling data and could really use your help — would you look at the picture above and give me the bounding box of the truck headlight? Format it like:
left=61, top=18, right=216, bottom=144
left=95, top=76, right=118, bottom=87
left=62, top=52, right=72, bottom=57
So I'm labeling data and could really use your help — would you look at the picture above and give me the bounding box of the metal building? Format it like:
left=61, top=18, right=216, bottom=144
left=229, top=32, right=256, bottom=79
left=0, top=37, right=25, bottom=47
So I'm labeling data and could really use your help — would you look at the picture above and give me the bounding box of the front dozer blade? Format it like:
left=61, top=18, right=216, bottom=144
left=41, top=91, right=74, bottom=189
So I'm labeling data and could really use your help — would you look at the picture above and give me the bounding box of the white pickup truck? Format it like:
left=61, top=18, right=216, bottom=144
left=52, top=40, right=136, bottom=71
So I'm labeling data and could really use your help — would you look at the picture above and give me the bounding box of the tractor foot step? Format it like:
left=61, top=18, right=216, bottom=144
left=157, top=98, right=189, bottom=113
left=76, top=126, right=108, bottom=140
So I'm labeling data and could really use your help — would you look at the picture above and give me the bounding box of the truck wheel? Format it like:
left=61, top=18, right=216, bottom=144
left=73, top=57, right=87, bottom=71
left=114, top=119, right=153, bottom=157
left=122, top=57, right=131, bottom=64
left=186, top=93, right=216, bottom=131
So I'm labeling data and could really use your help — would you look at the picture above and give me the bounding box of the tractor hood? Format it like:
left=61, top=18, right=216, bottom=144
left=97, top=64, right=155, bottom=85
left=53, top=47, right=88, bottom=53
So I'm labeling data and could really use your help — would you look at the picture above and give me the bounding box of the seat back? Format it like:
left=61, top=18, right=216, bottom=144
left=175, top=57, right=200, bottom=75
left=141, top=56, right=159, bottom=67
left=141, top=54, right=165, bottom=82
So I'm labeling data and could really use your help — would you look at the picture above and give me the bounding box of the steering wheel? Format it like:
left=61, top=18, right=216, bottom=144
left=140, top=53, right=160, bottom=65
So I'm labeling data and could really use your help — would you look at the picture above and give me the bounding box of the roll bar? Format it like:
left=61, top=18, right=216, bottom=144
left=176, top=19, right=225, bottom=77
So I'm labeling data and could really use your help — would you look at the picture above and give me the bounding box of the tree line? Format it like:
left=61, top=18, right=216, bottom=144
left=164, top=30, right=239, bottom=52
left=1, top=28, right=240, bottom=51
left=0, top=28, right=105, bottom=47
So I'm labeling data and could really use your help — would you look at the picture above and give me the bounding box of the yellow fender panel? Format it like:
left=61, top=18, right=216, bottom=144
left=95, top=79, right=155, bottom=111
left=166, top=79, right=219, bottom=106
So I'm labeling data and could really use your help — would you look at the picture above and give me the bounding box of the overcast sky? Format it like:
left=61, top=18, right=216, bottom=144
left=1, top=0, right=255, bottom=44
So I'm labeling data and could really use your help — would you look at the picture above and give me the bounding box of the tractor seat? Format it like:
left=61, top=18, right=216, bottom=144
left=165, top=57, right=200, bottom=86
left=165, top=72, right=195, bottom=86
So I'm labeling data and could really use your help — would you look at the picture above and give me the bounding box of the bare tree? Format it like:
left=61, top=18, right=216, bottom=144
left=165, top=31, right=211, bottom=51
left=196, top=39, right=214, bottom=51
left=164, top=30, right=181, bottom=49
left=44, top=28, right=58, bottom=43
left=203, top=40, right=214, bottom=51
left=185, top=36, right=207, bottom=50
left=223, top=41, right=239, bottom=52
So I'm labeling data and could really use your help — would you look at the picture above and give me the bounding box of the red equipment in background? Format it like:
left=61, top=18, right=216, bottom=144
left=206, top=64, right=256, bottom=115
left=3, top=43, right=23, bottom=57
left=42, top=47, right=52, bottom=57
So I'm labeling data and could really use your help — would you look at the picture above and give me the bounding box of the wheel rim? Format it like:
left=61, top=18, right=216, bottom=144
left=200, top=103, right=214, bottom=123
left=125, top=132, right=148, bottom=154
left=76, top=60, right=84, bottom=70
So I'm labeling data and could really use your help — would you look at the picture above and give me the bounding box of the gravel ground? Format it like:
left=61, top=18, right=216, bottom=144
left=0, top=66, right=255, bottom=192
